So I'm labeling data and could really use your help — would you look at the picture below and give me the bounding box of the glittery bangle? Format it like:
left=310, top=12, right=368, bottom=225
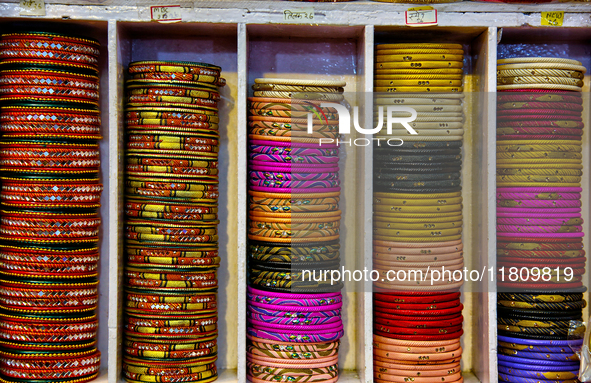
left=247, top=328, right=344, bottom=343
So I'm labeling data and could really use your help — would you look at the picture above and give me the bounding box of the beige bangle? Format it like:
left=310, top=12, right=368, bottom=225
left=497, top=68, right=584, bottom=79
left=497, top=57, right=582, bottom=65
left=254, top=78, right=346, bottom=87
left=497, top=63, right=587, bottom=73
left=497, top=84, right=582, bottom=91
left=253, top=91, right=344, bottom=101
left=497, top=76, right=583, bottom=86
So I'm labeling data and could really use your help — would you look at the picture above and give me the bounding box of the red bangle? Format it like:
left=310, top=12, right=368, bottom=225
left=374, top=330, right=464, bottom=342
left=374, top=299, right=460, bottom=311
left=374, top=311, right=461, bottom=323
left=375, top=316, right=464, bottom=329
left=374, top=292, right=460, bottom=304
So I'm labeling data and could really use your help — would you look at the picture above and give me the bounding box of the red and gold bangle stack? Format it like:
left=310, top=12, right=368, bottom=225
left=0, top=31, right=102, bottom=383
left=246, top=78, right=346, bottom=382
left=372, top=42, right=466, bottom=383
left=123, top=60, right=225, bottom=383
left=496, top=57, right=587, bottom=379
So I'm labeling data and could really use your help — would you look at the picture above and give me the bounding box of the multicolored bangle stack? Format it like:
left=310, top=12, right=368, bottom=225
left=122, top=60, right=225, bottom=383
left=0, top=32, right=102, bottom=383
left=246, top=78, right=345, bottom=382
left=496, top=57, right=587, bottom=381
left=372, top=43, right=465, bottom=383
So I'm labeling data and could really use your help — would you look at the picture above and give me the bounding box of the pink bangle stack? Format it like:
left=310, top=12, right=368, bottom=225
left=496, top=56, right=588, bottom=380
left=246, top=78, right=346, bottom=382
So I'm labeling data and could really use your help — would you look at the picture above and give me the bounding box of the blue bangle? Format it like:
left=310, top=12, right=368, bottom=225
left=498, top=354, right=580, bottom=367
left=498, top=334, right=584, bottom=347
left=499, top=372, right=578, bottom=383
left=498, top=366, right=579, bottom=379
left=498, top=348, right=579, bottom=362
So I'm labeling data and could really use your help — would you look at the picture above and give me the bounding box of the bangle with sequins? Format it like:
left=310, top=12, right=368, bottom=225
left=123, top=369, right=217, bottom=383
left=125, top=278, right=217, bottom=290
left=125, top=108, right=218, bottom=121
left=128, top=60, right=221, bottom=76
left=127, top=132, right=219, bottom=145
left=0, top=82, right=99, bottom=102
left=128, top=86, right=220, bottom=101
left=131, top=70, right=224, bottom=85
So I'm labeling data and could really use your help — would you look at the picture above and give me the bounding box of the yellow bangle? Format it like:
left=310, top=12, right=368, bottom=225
left=497, top=145, right=581, bottom=153
left=373, top=197, right=463, bottom=206
left=496, top=163, right=583, bottom=169
left=374, top=211, right=463, bottom=220
left=376, top=43, right=463, bottom=50
left=376, top=61, right=463, bottom=70
left=374, top=227, right=462, bottom=238
left=497, top=168, right=582, bottom=176
left=374, top=215, right=462, bottom=224
left=374, top=235, right=462, bottom=243
left=496, top=151, right=582, bottom=160
left=374, top=86, right=463, bottom=93
left=374, top=221, right=462, bottom=230
left=497, top=182, right=581, bottom=188
left=373, top=204, right=463, bottom=214
left=374, top=79, right=463, bottom=87
left=375, top=54, right=464, bottom=63
left=377, top=49, right=464, bottom=55
left=374, top=192, right=461, bottom=199
left=497, top=175, right=581, bottom=183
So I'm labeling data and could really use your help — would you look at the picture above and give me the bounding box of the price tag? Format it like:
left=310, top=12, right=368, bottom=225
left=20, top=0, right=45, bottom=16
left=541, top=11, right=564, bottom=26
left=150, top=5, right=182, bottom=23
left=283, top=7, right=315, bottom=23
left=405, top=6, right=437, bottom=27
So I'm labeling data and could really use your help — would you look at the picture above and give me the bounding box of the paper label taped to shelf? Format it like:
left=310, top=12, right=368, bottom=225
left=283, top=7, right=315, bottom=23
left=541, top=11, right=564, bottom=26
left=151, top=5, right=182, bottom=23
left=405, top=7, right=437, bottom=27
left=19, top=0, right=45, bottom=16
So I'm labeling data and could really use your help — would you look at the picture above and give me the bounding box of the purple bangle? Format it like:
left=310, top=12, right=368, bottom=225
left=249, top=160, right=338, bottom=170
left=249, top=145, right=339, bottom=156
left=497, top=200, right=582, bottom=208
left=497, top=187, right=583, bottom=193
left=498, top=373, right=573, bottom=383
left=247, top=327, right=344, bottom=343
left=497, top=192, right=581, bottom=200
left=249, top=153, right=339, bottom=164
left=497, top=218, right=584, bottom=226
left=499, top=350, right=579, bottom=362
left=496, top=207, right=581, bottom=214
left=250, top=139, right=338, bottom=149
left=248, top=300, right=343, bottom=312
left=497, top=232, right=584, bottom=238
left=248, top=286, right=341, bottom=300
left=248, top=171, right=338, bottom=181
left=497, top=212, right=581, bottom=219
left=247, top=313, right=341, bottom=325
left=498, top=354, right=580, bottom=367
left=248, top=319, right=343, bottom=333
left=498, top=335, right=584, bottom=347
left=249, top=179, right=340, bottom=188
left=249, top=164, right=339, bottom=174
left=498, top=365, right=578, bottom=379
left=250, top=186, right=342, bottom=193
left=500, top=344, right=580, bottom=354
left=497, top=225, right=583, bottom=233
left=247, top=307, right=341, bottom=319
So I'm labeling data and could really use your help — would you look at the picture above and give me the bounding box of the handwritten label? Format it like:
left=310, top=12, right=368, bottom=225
left=541, top=11, right=564, bottom=26
left=405, top=6, right=437, bottom=27
left=20, top=0, right=45, bottom=16
left=151, top=5, right=182, bottom=23
left=283, top=8, right=315, bottom=23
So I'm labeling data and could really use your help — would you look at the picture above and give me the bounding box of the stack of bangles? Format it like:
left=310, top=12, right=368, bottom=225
left=0, top=32, right=102, bottom=383
left=496, top=56, right=588, bottom=381
left=372, top=43, right=465, bottom=383
left=122, top=60, right=226, bottom=383
left=246, top=78, right=346, bottom=382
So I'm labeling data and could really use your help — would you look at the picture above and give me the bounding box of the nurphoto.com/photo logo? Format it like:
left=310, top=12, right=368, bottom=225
left=305, top=102, right=418, bottom=147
